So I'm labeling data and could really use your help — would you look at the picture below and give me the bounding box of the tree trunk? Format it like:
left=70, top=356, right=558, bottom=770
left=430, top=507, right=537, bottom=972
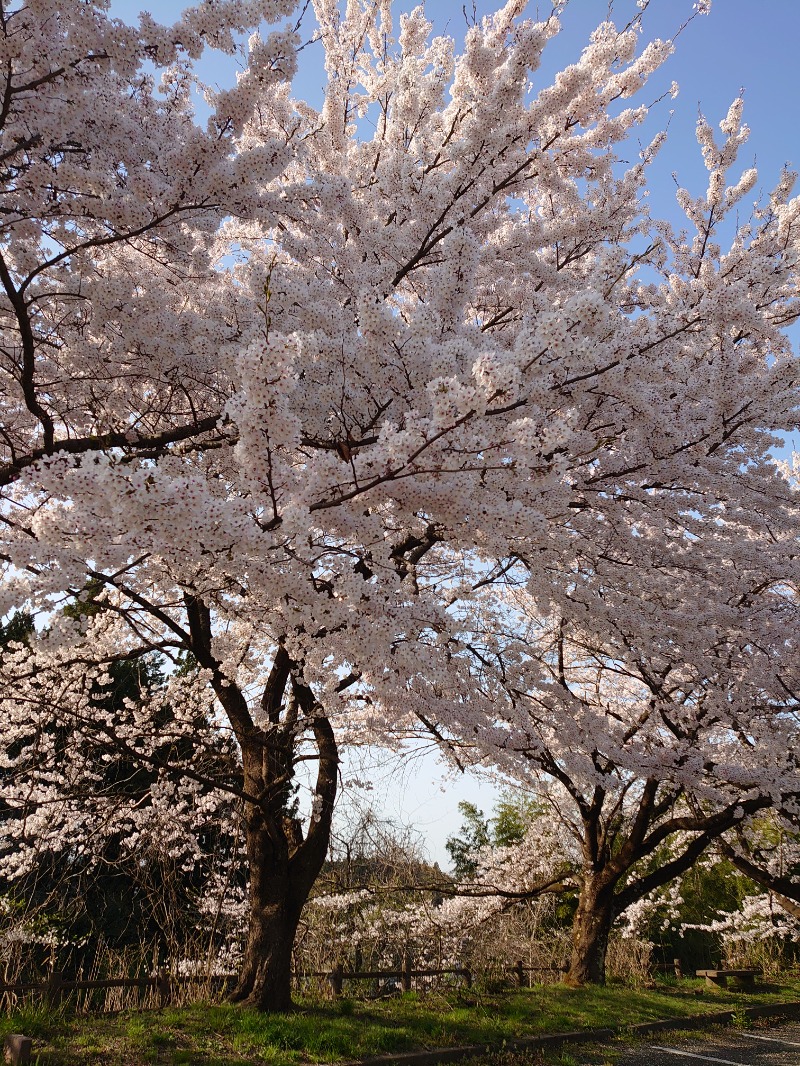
left=183, top=606, right=341, bottom=1013
left=232, top=896, right=300, bottom=1012
left=565, top=876, right=616, bottom=986
left=229, top=695, right=338, bottom=1011
left=228, top=802, right=308, bottom=1011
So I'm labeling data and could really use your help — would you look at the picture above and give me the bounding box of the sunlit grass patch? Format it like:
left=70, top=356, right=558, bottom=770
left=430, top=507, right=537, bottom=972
left=2, top=975, right=798, bottom=1065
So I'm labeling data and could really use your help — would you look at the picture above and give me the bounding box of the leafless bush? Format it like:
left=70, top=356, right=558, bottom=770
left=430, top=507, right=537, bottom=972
left=605, top=936, right=653, bottom=985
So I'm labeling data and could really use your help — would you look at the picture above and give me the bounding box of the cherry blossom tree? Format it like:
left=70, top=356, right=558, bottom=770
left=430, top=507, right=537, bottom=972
left=0, top=609, right=247, bottom=979
left=0, top=0, right=304, bottom=494
left=718, top=822, right=800, bottom=922
left=439, top=562, right=800, bottom=985
left=618, top=820, right=800, bottom=973
left=3, top=0, right=800, bottom=1010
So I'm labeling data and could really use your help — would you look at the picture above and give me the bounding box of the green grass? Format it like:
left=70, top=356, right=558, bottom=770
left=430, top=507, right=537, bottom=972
left=2, top=977, right=799, bottom=1065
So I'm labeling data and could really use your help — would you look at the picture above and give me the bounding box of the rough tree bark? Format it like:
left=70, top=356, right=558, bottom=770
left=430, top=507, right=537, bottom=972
left=184, top=597, right=339, bottom=1012
left=556, top=785, right=776, bottom=987
left=565, top=874, right=616, bottom=986
left=229, top=705, right=338, bottom=1011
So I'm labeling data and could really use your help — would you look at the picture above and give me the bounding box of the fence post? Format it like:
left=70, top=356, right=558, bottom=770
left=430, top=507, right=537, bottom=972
left=401, top=953, right=412, bottom=993
left=514, top=960, right=525, bottom=988
left=328, top=962, right=344, bottom=999
left=45, top=970, right=63, bottom=1009
left=156, top=970, right=172, bottom=1009
left=673, top=958, right=683, bottom=980
left=3, top=1034, right=32, bottom=1065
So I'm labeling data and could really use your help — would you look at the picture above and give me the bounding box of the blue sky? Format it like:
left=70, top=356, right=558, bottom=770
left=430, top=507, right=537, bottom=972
left=110, top=0, right=800, bottom=201
left=105, top=0, right=800, bottom=865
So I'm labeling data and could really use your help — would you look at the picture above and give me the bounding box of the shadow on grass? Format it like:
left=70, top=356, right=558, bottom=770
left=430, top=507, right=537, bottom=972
left=3, top=978, right=798, bottom=1066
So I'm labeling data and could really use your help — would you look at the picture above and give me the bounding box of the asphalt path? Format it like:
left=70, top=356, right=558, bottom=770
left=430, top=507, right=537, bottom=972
left=614, top=1022, right=800, bottom=1066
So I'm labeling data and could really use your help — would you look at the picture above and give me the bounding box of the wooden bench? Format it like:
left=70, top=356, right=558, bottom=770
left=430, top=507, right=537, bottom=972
left=696, top=968, right=760, bottom=989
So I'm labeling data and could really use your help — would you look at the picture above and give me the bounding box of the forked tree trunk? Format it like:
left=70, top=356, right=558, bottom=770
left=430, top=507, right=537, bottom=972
left=565, top=875, right=616, bottom=986
left=227, top=683, right=338, bottom=1011
left=228, top=707, right=339, bottom=1006
left=184, top=599, right=340, bottom=1013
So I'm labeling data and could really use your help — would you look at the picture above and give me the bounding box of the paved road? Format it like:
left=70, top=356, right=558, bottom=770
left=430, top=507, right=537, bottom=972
left=614, top=1022, right=800, bottom=1066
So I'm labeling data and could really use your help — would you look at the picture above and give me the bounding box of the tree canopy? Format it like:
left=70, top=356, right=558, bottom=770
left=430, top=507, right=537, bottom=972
left=1, top=0, right=799, bottom=1007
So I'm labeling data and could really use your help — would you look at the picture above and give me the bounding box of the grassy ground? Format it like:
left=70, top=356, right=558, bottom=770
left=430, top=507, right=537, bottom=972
left=1, top=977, right=799, bottom=1066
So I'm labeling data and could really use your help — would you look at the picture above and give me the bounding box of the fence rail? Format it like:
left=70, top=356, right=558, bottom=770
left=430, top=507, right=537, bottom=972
left=308, top=956, right=474, bottom=997
left=299, top=956, right=570, bottom=997
left=0, top=956, right=685, bottom=1011
left=0, top=972, right=235, bottom=1009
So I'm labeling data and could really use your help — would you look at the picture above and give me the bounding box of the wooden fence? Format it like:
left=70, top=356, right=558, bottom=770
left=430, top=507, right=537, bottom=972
left=0, top=956, right=683, bottom=1011
left=0, top=971, right=235, bottom=1011
left=308, top=955, right=473, bottom=998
